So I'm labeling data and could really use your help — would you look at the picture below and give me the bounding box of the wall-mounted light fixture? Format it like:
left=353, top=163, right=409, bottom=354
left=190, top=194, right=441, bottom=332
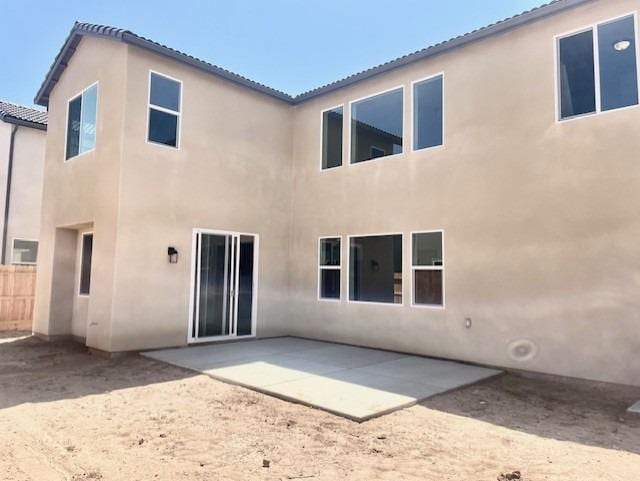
left=168, top=246, right=178, bottom=264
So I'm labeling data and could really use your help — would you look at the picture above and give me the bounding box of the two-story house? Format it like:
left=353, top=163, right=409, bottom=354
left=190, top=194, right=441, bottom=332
left=32, top=0, right=640, bottom=387
left=0, top=101, right=47, bottom=266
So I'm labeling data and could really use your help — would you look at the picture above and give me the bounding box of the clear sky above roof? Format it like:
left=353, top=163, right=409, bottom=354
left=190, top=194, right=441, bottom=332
left=1, top=0, right=544, bottom=108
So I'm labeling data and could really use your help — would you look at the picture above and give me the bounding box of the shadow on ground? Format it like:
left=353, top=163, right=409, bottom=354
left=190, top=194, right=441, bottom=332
left=1, top=332, right=638, bottom=456
left=0, top=332, right=196, bottom=410
left=421, top=369, right=640, bottom=454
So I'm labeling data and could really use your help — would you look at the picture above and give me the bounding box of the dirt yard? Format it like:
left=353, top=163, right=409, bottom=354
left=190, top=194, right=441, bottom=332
left=0, top=332, right=638, bottom=481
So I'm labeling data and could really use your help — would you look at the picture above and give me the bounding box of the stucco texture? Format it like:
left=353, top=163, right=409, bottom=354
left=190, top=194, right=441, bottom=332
left=33, top=0, right=640, bottom=386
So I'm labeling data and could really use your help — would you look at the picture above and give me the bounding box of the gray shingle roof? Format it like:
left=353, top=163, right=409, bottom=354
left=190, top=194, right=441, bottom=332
left=0, top=100, right=47, bottom=130
left=35, top=0, right=592, bottom=107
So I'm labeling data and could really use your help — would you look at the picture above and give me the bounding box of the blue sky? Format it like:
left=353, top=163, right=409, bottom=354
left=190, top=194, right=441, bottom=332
left=1, top=0, right=544, bottom=108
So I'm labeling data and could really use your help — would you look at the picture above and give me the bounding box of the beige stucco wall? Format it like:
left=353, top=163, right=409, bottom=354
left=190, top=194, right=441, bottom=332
left=34, top=0, right=640, bottom=386
left=6, top=125, right=46, bottom=262
left=0, top=121, right=45, bottom=264
left=33, top=36, right=128, bottom=351
left=105, top=44, right=294, bottom=351
left=289, top=0, right=640, bottom=386
left=34, top=34, right=295, bottom=353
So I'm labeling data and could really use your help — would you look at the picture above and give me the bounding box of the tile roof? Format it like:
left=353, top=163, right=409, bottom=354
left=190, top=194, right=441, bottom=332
left=35, top=0, right=592, bottom=107
left=295, top=0, right=592, bottom=101
left=0, top=100, right=47, bottom=130
left=34, top=22, right=294, bottom=106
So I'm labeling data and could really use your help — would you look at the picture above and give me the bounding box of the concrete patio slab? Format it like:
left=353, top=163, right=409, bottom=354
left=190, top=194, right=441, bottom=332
left=143, top=337, right=502, bottom=421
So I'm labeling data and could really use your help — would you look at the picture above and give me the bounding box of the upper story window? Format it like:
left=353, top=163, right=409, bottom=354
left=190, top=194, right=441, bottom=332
left=66, top=83, right=98, bottom=160
left=350, top=87, right=403, bottom=164
left=148, top=71, right=182, bottom=148
left=413, top=74, right=443, bottom=150
left=558, top=14, right=638, bottom=121
left=321, top=106, right=343, bottom=170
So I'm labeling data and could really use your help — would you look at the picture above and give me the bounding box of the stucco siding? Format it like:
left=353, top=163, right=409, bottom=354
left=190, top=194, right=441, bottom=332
left=32, top=0, right=640, bottom=386
left=33, top=36, right=128, bottom=350
left=4, top=126, right=46, bottom=263
left=288, top=0, right=640, bottom=386
left=107, top=44, right=294, bottom=351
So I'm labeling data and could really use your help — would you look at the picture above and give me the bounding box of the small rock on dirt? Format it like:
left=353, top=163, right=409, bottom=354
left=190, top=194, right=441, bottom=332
left=263, top=459, right=270, bottom=468
left=497, top=471, right=521, bottom=481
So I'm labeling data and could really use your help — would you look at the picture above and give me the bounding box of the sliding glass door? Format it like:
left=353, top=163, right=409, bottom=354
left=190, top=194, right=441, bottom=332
left=191, top=230, right=257, bottom=341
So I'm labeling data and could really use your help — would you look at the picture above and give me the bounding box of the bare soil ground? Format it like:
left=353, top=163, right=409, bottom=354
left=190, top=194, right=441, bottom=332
left=0, top=331, right=638, bottom=481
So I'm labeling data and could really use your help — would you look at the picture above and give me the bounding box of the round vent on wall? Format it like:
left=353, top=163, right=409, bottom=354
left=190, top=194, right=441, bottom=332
left=507, top=339, right=538, bottom=362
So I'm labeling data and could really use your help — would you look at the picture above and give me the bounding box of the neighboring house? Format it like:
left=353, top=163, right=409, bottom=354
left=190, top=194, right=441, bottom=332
left=32, top=0, right=640, bottom=387
left=0, top=101, right=47, bottom=266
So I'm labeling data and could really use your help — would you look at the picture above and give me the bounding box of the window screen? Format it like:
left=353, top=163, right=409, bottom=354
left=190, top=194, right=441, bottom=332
left=598, top=15, right=639, bottom=112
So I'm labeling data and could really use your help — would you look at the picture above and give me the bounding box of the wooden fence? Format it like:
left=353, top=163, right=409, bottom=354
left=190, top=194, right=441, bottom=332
left=0, top=266, right=36, bottom=331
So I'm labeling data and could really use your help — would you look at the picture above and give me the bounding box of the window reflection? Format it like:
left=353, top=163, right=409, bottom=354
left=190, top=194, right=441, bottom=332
left=351, top=88, right=403, bottom=163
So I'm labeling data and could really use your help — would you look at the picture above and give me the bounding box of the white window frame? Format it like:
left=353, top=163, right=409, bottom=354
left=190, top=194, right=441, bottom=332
left=147, top=70, right=183, bottom=149
left=78, top=231, right=93, bottom=297
left=317, top=236, right=342, bottom=302
left=348, top=85, right=405, bottom=166
left=410, top=230, right=445, bottom=309
left=410, top=72, right=445, bottom=152
left=346, top=232, right=404, bottom=307
left=10, top=238, right=38, bottom=265
left=319, top=104, right=344, bottom=171
left=64, top=81, right=99, bottom=162
left=555, top=11, right=640, bottom=123
left=187, top=228, right=260, bottom=344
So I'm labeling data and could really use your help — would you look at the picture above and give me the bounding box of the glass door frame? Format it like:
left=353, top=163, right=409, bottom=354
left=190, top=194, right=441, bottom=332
left=187, top=228, right=259, bottom=344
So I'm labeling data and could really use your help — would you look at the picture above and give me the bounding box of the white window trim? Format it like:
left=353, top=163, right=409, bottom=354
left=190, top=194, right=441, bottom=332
left=410, top=72, right=445, bottom=153
left=348, top=85, right=405, bottom=167
left=78, top=231, right=93, bottom=297
left=317, top=236, right=342, bottom=302
left=10, top=237, right=38, bottom=265
left=64, top=81, right=99, bottom=162
left=147, top=70, right=183, bottom=150
left=346, top=232, right=404, bottom=307
left=410, top=229, right=445, bottom=310
left=554, top=11, right=640, bottom=123
left=319, top=104, right=344, bottom=171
